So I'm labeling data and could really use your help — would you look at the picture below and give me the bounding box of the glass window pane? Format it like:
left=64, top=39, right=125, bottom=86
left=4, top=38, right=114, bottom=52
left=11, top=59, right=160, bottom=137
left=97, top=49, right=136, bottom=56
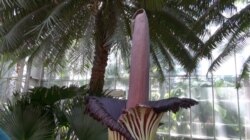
left=191, top=77, right=215, bottom=139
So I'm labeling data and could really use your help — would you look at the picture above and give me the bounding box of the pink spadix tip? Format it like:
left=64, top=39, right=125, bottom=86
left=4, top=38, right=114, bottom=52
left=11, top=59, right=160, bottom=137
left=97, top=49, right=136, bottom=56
left=127, top=9, right=150, bottom=109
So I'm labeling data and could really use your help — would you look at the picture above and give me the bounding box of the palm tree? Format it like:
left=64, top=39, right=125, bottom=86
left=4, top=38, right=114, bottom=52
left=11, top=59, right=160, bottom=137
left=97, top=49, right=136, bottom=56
left=0, top=0, right=248, bottom=95
left=0, top=0, right=129, bottom=95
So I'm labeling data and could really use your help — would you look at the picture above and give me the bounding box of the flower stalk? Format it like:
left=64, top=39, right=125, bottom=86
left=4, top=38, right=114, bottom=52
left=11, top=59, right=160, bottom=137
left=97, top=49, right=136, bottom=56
left=127, top=9, right=150, bottom=109
left=85, top=9, right=198, bottom=140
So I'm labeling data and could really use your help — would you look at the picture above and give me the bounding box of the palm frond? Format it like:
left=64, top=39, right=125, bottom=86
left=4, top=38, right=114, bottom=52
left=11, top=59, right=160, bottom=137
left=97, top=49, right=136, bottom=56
left=110, top=2, right=131, bottom=71
left=0, top=5, right=50, bottom=53
left=27, top=85, right=87, bottom=106
left=191, top=0, right=227, bottom=35
left=156, top=40, right=175, bottom=71
left=12, top=0, right=42, bottom=10
left=1, top=0, right=94, bottom=74
left=149, top=10, right=204, bottom=52
left=158, top=33, right=197, bottom=73
left=0, top=0, right=46, bottom=9
left=149, top=38, right=175, bottom=80
left=137, top=0, right=165, bottom=11
left=208, top=30, right=250, bottom=73
left=29, top=0, right=75, bottom=41
left=67, top=38, right=94, bottom=74
left=163, top=6, right=196, bottom=26
left=238, top=56, right=250, bottom=84
left=64, top=98, right=108, bottom=140
left=0, top=103, right=54, bottom=140
left=174, top=0, right=236, bottom=16
left=147, top=8, right=205, bottom=73
left=197, top=4, right=250, bottom=58
left=0, top=0, right=14, bottom=8
left=150, top=44, right=164, bottom=82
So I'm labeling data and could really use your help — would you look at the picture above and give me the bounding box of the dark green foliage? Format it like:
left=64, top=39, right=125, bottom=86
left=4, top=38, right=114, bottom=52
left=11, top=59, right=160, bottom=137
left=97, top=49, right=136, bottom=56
left=64, top=98, right=108, bottom=140
left=0, top=102, right=55, bottom=140
left=0, top=85, right=108, bottom=140
left=26, top=85, right=87, bottom=106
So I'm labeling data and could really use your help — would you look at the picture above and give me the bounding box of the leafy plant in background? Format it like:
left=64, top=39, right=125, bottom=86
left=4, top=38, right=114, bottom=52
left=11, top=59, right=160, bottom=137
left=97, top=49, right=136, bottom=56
left=64, top=98, right=107, bottom=140
left=0, top=85, right=108, bottom=140
left=0, top=98, right=55, bottom=140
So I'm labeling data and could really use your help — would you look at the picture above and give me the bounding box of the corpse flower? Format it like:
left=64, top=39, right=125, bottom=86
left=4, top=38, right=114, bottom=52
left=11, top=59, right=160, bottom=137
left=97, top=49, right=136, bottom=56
left=86, top=9, right=198, bottom=140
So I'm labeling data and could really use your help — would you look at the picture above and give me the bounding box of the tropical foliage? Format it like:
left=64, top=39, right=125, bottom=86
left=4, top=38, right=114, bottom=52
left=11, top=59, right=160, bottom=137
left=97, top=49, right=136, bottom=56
left=202, top=2, right=250, bottom=84
left=3, top=0, right=250, bottom=94
left=0, top=101, right=55, bottom=140
left=0, top=85, right=108, bottom=140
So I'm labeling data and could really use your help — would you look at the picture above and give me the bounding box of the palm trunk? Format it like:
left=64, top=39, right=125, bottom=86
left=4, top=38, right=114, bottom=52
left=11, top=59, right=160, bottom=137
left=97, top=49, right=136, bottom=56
left=89, top=9, right=110, bottom=95
left=89, top=44, right=109, bottom=95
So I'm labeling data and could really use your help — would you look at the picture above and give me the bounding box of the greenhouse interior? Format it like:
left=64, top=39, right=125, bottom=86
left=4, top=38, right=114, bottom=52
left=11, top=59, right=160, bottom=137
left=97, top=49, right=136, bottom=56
left=0, top=1, right=250, bottom=140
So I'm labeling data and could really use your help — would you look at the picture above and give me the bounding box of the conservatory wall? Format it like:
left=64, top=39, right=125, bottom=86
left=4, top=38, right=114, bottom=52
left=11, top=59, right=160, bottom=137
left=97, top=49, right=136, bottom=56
left=0, top=50, right=250, bottom=140
left=41, top=48, right=250, bottom=140
left=101, top=47, right=250, bottom=140
left=96, top=75, right=249, bottom=140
